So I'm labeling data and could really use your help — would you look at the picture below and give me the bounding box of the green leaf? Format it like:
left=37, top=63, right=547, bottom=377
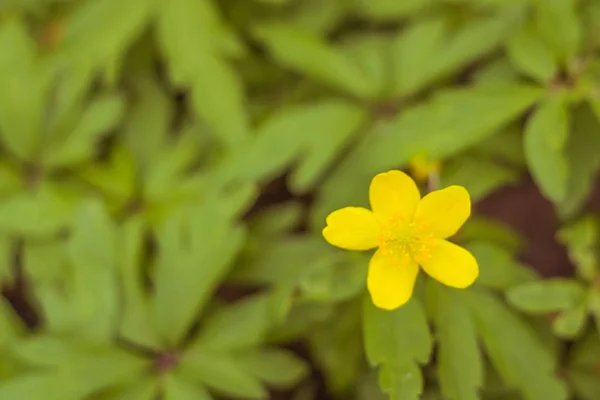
left=12, top=336, right=147, bottom=398
left=506, top=23, right=558, bottom=82
left=0, top=372, right=77, bottom=400
left=156, top=0, right=249, bottom=149
left=112, top=377, right=159, bottom=400
left=153, top=193, right=248, bottom=346
left=465, top=290, right=569, bottom=400
left=391, top=16, right=446, bottom=96
left=164, top=374, right=212, bottom=400
left=45, top=93, right=125, bottom=168
left=59, top=0, right=151, bottom=70
left=524, top=95, right=569, bottom=202
left=180, top=353, right=267, bottom=399
left=552, top=302, right=587, bottom=339
left=308, top=300, right=363, bottom=393
left=123, top=73, right=171, bottom=173
left=67, top=201, right=118, bottom=341
left=253, top=23, right=376, bottom=99
left=78, top=146, right=137, bottom=208
left=313, top=84, right=542, bottom=226
left=568, top=330, right=600, bottom=369
left=247, top=202, right=303, bottom=237
left=459, top=217, right=524, bottom=253
left=0, top=18, right=50, bottom=160
left=392, top=9, right=523, bottom=96
left=557, top=216, right=600, bottom=281
left=506, top=279, right=587, bottom=313
left=430, top=284, right=482, bottom=400
left=143, top=126, right=203, bottom=203
left=117, top=217, right=162, bottom=349
left=353, top=0, right=426, bottom=21
left=534, top=0, right=581, bottom=64
left=340, top=34, right=393, bottom=98
left=440, top=155, right=520, bottom=202
left=0, top=183, right=77, bottom=237
left=364, top=297, right=432, bottom=400
left=0, top=298, right=23, bottom=347
left=465, top=242, right=536, bottom=291
left=558, top=103, right=600, bottom=218
left=189, top=294, right=270, bottom=352
left=237, top=99, right=367, bottom=191
left=567, top=370, right=600, bottom=400
left=236, top=348, right=309, bottom=389
left=23, top=239, right=68, bottom=284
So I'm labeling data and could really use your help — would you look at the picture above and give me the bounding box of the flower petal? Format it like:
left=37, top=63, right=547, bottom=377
left=322, top=207, right=379, bottom=250
left=414, top=185, right=470, bottom=239
left=369, top=170, right=421, bottom=220
left=367, top=248, right=419, bottom=310
left=420, top=240, right=478, bottom=288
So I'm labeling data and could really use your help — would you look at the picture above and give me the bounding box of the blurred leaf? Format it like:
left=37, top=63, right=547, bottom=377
left=12, top=336, right=147, bottom=398
left=557, top=216, right=600, bottom=281
left=189, top=294, right=270, bottom=352
left=237, top=348, right=309, bottom=389
left=143, top=126, right=203, bottom=202
left=568, top=330, right=600, bottom=369
left=0, top=372, right=77, bottom=400
left=313, top=84, right=542, bottom=226
left=0, top=236, right=13, bottom=283
left=0, top=298, right=23, bottom=347
left=247, top=202, right=303, bottom=237
left=393, top=9, right=523, bottom=96
left=24, top=239, right=68, bottom=284
left=506, top=23, right=558, bottom=82
left=524, top=95, right=569, bottom=202
left=59, top=0, right=151, bottom=70
left=506, top=279, right=586, bottom=313
left=123, top=74, right=171, bottom=172
left=180, top=353, right=267, bottom=399
left=0, top=161, right=22, bottom=197
left=465, top=242, right=536, bottom=291
left=117, top=217, right=162, bottom=349
left=430, top=284, right=482, bottom=400
left=254, top=23, right=376, bottom=99
left=0, top=183, right=77, bottom=237
left=289, top=0, right=348, bottom=34
left=309, top=301, right=363, bottom=393
left=465, top=290, right=569, bottom=400
left=534, top=0, right=581, bottom=64
left=567, top=370, right=600, bottom=400
left=157, top=0, right=249, bottom=149
left=79, top=146, right=137, bottom=208
left=237, top=99, right=367, bottom=192
left=460, top=217, right=524, bottom=253
left=0, top=18, right=50, bottom=161
left=440, top=155, right=520, bottom=202
left=112, top=377, right=159, bottom=400
left=38, top=201, right=118, bottom=341
left=552, top=302, right=587, bottom=339
left=475, top=126, right=526, bottom=167
left=364, top=297, right=432, bottom=400
left=153, top=192, right=248, bottom=346
left=353, top=0, right=426, bottom=20
left=163, top=374, right=212, bottom=400
left=340, top=33, right=392, bottom=98
left=45, top=93, right=125, bottom=168
left=558, top=103, right=600, bottom=219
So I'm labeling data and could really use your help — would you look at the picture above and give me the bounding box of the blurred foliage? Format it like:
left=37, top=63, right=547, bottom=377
left=0, top=0, right=599, bottom=399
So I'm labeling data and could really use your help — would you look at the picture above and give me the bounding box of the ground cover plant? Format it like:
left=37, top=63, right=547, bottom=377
left=1, top=0, right=600, bottom=399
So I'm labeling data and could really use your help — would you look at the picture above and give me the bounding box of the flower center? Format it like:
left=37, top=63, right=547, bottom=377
left=377, top=213, right=434, bottom=265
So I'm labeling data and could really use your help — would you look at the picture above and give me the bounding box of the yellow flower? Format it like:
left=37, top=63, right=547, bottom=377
left=322, top=170, right=478, bottom=310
